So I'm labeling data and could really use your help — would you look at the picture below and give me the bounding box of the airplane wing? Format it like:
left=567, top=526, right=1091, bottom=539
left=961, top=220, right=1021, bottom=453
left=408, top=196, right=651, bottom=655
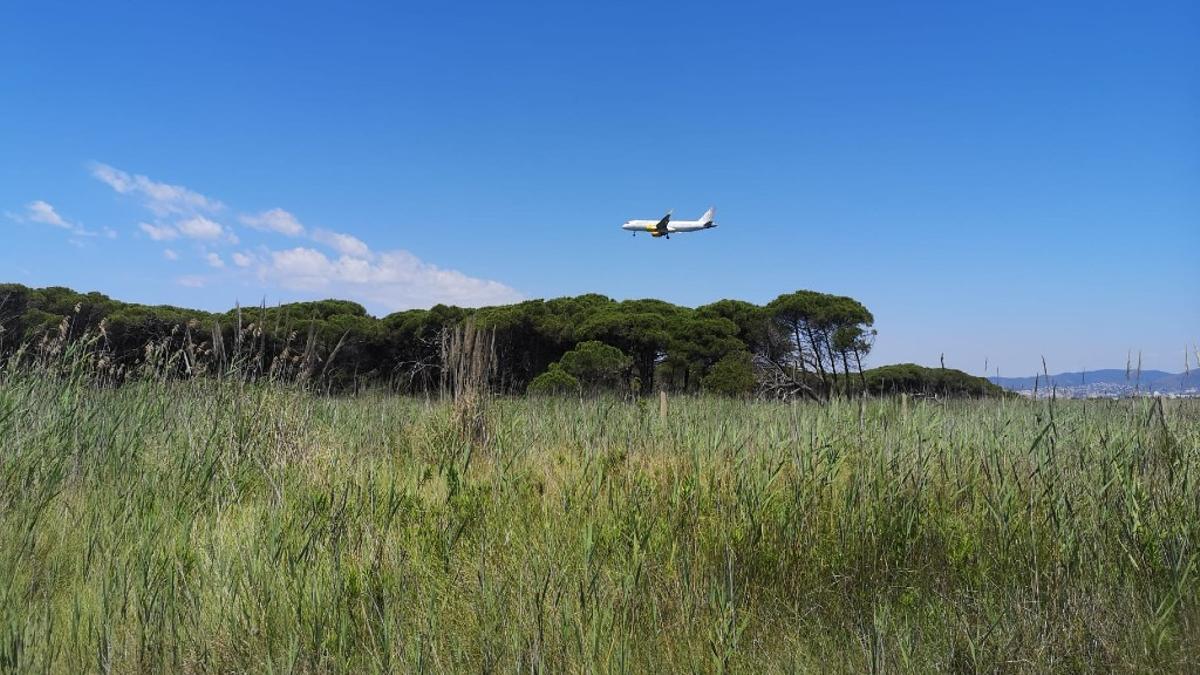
left=654, top=212, right=671, bottom=234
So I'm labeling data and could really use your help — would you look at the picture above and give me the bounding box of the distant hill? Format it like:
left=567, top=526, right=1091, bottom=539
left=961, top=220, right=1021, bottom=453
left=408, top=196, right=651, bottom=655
left=990, top=369, right=1200, bottom=397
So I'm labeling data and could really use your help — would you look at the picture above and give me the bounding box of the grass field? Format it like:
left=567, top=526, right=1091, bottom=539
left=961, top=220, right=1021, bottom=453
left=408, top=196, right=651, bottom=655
left=1, top=360, right=1198, bottom=672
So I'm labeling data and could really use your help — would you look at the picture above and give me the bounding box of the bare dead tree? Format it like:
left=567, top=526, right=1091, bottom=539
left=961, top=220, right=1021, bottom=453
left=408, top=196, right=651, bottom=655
left=753, top=354, right=822, bottom=402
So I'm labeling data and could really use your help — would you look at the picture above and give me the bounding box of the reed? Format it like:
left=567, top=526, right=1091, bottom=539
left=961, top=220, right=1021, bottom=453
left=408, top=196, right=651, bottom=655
left=0, top=349, right=1197, bottom=672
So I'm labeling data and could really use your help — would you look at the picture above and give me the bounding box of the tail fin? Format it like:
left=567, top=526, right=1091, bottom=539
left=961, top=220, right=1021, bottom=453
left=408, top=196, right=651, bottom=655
left=699, top=206, right=715, bottom=226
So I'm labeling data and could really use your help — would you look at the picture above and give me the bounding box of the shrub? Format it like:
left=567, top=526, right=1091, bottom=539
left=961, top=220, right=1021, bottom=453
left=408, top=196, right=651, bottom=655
left=862, top=363, right=1006, bottom=397
left=558, top=340, right=630, bottom=392
left=527, top=363, right=580, bottom=395
left=702, top=351, right=756, bottom=396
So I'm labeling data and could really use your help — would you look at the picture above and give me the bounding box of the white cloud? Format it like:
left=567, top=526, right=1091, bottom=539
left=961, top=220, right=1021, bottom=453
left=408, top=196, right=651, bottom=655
left=140, top=222, right=179, bottom=241
left=261, top=246, right=522, bottom=311
left=240, top=208, right=305, bottom=236
left=238, top=209, right=371, bottom=259
left=21, top=200, right=96, bottom=236
left=73, top=163, right=521, bottom=310
left=313, top=228, right=371, bottom=257
left=91, top=163, right=223, bottom=216
left=267, top=247, right=332, bottom=290
left=141, top=216, right=235, bottom=245
left=26, top=200, right=71, bottom=229
left=177, top=216, right=229, bottom=241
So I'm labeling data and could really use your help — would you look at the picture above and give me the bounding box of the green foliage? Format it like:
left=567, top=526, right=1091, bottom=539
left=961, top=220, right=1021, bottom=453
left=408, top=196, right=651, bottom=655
left=0, top=283, right=31, bottom=346
left=660, top=315, right=743, bottom=392
left=526, top=363, right=580, bottom=395
left=702, top=351, right=756, bottom=396
left=0, top=282, right=893, bottom=397
left=1, top=363, right=1197, bottom=671
left=557, top=340, right=630, bottom=392
left=765, top=290, right=875, bottom=399
left=696, top=299, right=770, bottom=354
left=862, top=363, right=1008, bottom=397
left=577, top=304, right=673, bottom=390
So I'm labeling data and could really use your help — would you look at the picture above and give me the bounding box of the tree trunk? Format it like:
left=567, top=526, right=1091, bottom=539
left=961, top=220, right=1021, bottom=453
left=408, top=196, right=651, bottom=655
left=804, top=324, right=830, bottom=396
left=791, top=324, right=808, bottom=377
left=853, top=348, right=867, bottom=391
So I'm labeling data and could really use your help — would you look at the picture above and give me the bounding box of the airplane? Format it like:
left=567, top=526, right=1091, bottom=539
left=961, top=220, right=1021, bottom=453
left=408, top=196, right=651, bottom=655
left=622, top=207, right=716, bottom=238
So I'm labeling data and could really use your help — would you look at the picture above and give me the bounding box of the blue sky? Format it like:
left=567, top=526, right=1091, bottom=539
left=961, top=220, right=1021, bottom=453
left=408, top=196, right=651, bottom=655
left=2, top=1, right=1197, bottom=374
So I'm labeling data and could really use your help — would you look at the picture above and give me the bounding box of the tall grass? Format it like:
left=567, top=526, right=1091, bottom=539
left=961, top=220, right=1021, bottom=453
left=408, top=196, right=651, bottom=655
left=0, top=351, right=1197, bottom=672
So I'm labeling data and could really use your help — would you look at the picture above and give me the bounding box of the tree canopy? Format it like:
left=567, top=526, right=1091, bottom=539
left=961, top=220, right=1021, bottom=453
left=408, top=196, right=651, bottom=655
left=860, top=364, right=1007, bottom=398
left=0, top=282, right=997, bottom=399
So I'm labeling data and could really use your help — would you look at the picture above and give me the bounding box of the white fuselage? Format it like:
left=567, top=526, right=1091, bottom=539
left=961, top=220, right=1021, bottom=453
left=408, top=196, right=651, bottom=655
left=621, top=207, right=716, bottom=237
left=621, top=219, right=715, bottom=234
left=622, top=206, right=717, bottom=238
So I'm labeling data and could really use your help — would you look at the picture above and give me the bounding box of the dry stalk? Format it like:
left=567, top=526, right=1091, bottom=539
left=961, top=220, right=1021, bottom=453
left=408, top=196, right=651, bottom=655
left=440, top=321, right=496, bottom=447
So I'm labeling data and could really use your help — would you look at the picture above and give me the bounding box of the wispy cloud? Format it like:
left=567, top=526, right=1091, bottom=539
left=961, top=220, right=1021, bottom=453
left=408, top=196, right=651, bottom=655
left=93, top=162, right=234, bottom=250
left=140, top=222, right=179, bottom=241
left=91, top=163, right=223, bottom=216
left=139, top=217, right=235, bottom=243
left=177, top=216, right=235, bottom=242
left=176, top=275, right=206, bottom=288
left=234, top=206, right=515, bottom=309
left=313, top=229, right=370, bottom=257
left=28, top=163, right=523, bottom=311
left=26, top=200, right=72, bottom=229
left=240, top=208, right=305, bottom=236
left=17, top=200, right=101, bottom=237
left=240, top=210, right=368, bottom=258
left=260, top=246, right=522, bottom=311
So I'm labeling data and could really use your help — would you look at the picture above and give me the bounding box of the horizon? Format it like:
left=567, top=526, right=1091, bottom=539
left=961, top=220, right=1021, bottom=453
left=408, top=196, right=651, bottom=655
left=3, top=2, right=1197, bottom=374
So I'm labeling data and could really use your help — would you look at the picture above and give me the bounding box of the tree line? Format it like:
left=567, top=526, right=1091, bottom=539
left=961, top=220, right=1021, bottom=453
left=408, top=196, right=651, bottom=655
left=0, top=283, right=1003, bottom=399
